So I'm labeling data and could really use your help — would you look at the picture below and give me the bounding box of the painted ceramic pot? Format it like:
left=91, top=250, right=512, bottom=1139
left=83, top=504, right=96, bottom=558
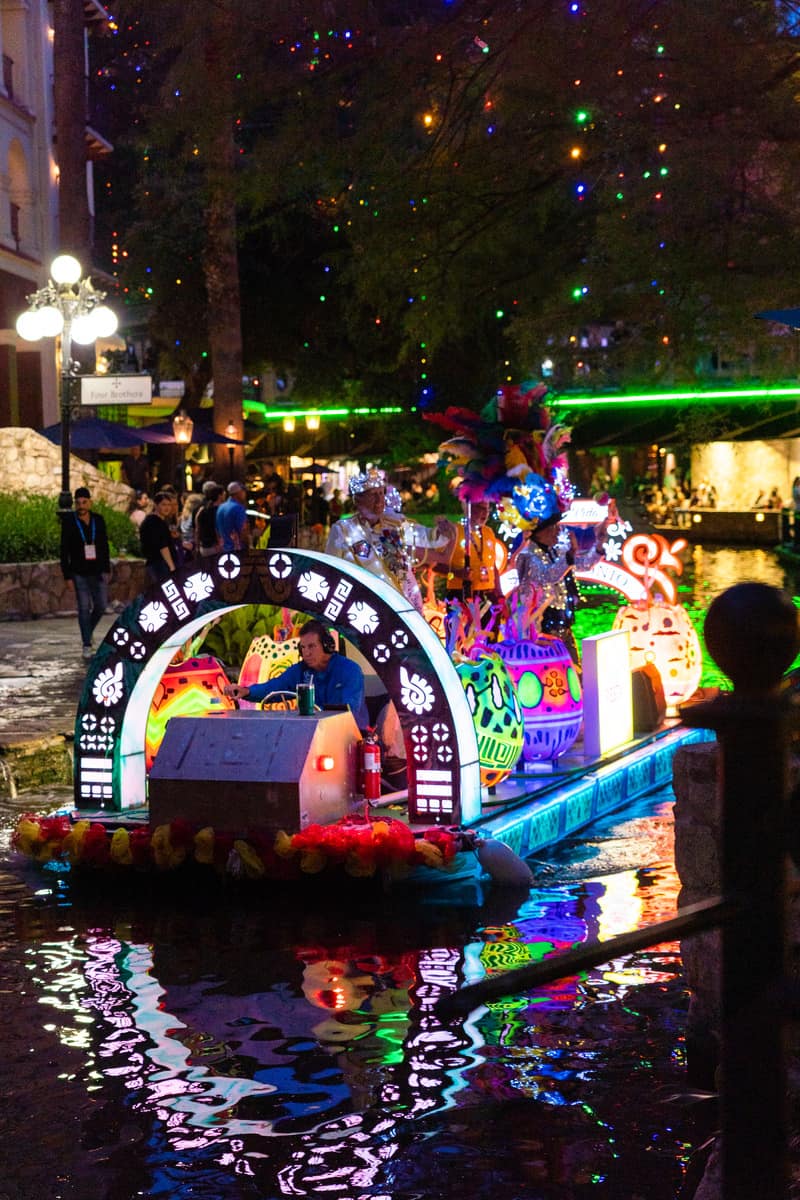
left=145, top=656, right=235, bottom=770
left=613, top=601, right=701, bottom=711
left=456, top=653, right=524, bottom=786
left=238, top=634, right=301, bottom=708
left=496, top=636, right=583, bottom=762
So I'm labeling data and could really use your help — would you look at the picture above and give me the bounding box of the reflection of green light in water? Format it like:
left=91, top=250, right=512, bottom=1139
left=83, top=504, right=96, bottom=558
left=372, top=1012, right=410, bottom=1064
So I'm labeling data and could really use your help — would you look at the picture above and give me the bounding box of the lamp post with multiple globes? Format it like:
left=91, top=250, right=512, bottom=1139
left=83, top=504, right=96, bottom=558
left=15, top=254, right=118, bottom=512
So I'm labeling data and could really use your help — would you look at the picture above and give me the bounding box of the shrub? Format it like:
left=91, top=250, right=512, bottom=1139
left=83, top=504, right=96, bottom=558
left=0, top=493, right=141, bottom=563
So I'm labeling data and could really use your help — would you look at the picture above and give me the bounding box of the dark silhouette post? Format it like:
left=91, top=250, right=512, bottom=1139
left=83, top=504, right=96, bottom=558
left=682, top=582, right=797, bottom=1200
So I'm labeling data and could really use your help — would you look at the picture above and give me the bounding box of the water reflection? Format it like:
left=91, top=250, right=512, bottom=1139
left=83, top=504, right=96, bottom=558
left=5, top=542, right=793, bottom=1195
left=3, top=791, right=700, bottom=1198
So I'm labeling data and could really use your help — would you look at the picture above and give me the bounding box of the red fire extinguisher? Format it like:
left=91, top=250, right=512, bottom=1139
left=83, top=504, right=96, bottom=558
left=359, top=727, right=382, bottom=800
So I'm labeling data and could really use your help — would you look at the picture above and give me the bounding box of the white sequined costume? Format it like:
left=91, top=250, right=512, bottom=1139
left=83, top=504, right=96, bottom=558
left=517, top=529, right=602, bottom=658
left=325, top=511, right=448, bottom=612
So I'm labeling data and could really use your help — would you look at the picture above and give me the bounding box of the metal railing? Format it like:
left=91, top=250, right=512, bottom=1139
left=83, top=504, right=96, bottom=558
left=438, top=581, right=798, bottom=1200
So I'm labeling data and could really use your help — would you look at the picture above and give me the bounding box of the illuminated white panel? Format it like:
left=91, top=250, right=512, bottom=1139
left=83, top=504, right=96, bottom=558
left=582, top=631, right=634, bottom=759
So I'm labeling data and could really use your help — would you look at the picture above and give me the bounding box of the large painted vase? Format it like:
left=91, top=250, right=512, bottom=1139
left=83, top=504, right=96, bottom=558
left=145, top=655, right=235, bottom=770
left=613, top=601, right=702, bottom=712
left=496, top=636, right=583, bottom=763
left=456, top=653, right=524, bottom=786
left=237, top=634, right=301, bottom=709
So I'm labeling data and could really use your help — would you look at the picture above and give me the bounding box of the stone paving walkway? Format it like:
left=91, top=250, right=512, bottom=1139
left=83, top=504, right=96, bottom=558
left=0, top=614, right=117, bottom=795
left=0, top=614, right=117, bottom=741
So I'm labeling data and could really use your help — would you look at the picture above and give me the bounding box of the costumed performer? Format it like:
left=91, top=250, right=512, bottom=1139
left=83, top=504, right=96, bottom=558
left=432, top=495, right=509, bottom=604
left=325, top=468, right=454, bottom=613
left=515, top=488, right=611, bottom=666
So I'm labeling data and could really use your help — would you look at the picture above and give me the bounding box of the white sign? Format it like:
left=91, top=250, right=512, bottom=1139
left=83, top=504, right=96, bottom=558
left=582, top=630, right=633, bottom=759
left=560, top=498, right=608, bottom=526
left=159, top=380, right=186, bottom=398
left=80, top=376, right=153, bottom=406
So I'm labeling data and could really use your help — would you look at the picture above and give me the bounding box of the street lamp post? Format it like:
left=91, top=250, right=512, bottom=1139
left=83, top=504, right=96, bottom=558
left=15, top=254, right=118, bottom=512
left=172, top=409, right=194, bottom=494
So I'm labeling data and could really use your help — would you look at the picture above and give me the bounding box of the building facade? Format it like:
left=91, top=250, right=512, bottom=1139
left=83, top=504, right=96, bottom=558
left=0, top=0, right=111, bottom=428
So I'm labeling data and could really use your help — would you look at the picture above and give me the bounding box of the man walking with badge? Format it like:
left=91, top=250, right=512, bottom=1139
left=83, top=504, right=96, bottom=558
left=60, top=487, right=111, bottom=660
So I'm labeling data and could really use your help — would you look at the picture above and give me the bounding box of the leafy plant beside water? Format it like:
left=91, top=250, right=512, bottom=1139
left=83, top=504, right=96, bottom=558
left=0, top=493, right=140, bottom=563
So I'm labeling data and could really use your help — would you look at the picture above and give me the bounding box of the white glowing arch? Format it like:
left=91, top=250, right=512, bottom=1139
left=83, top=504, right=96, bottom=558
left=76, top=550, right=481, bottom=824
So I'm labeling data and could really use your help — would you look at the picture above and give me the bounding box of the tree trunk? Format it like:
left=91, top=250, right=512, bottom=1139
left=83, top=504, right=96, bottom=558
left=53, top=0, right=91, bottom=264
left=204, top=0, right=244, bottom=484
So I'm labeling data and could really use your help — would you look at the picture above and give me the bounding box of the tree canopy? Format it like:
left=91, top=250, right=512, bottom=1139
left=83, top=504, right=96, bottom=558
left=93, top=0, right=800, bottom=437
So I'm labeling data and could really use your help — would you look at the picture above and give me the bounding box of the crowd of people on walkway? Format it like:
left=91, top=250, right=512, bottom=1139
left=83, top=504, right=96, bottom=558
left=63, top=456, right=613, bottom=671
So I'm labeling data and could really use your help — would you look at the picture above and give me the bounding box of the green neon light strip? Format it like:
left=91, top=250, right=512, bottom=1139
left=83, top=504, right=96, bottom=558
left=550, top=386, right=800, bottom=408
left=243, top=401, right=407, bottom=421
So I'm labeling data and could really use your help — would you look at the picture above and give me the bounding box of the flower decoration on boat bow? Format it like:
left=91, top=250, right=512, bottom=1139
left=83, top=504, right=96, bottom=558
left=12, top=811, right=463, bottom=880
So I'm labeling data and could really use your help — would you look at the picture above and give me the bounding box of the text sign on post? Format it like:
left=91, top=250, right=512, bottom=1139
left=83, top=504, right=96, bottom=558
left=80, top=376, right=153, bottom=406
left=582, top=630, right=633, bottom=759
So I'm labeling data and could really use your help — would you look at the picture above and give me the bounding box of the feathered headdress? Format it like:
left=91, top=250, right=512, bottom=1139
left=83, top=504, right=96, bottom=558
left=426, top=381, right=573, bottom=513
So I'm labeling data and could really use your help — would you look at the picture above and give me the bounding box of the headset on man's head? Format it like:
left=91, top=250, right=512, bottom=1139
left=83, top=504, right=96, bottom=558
left=300, top=619, right=336, bottom=655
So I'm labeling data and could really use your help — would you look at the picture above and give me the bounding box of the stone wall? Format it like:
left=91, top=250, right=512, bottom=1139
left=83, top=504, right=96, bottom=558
left=0, top=427, right=134, bottom=511
left=672, top=742, right=722, bottom=1079
left=673, top=741, right=800, bottom=1077
left=0, top=557, right=146, bottom=620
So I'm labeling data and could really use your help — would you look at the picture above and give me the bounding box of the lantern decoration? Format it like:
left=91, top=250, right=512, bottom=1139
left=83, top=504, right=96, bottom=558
left=456, top=653, right=524, bottom=786
left=145, top=656, right=235, bottom=770
left=237, top=634, right=301, bottom=708
left=496, top=636, right=583, bottom=762
left=613, top=601, right=702, bottom=712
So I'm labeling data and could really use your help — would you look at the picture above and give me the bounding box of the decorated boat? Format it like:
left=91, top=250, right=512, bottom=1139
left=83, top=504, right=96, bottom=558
left=12, top=545, right=537, bottom=891
left=12, top=382, right=706, bottom=891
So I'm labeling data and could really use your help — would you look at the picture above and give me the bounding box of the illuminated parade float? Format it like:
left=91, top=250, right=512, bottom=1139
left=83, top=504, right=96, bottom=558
left=13, top=384, right=712, bottom=888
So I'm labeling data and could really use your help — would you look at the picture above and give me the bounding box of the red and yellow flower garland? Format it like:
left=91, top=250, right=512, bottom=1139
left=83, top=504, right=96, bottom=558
left=12, top=811, right=462, bottom=880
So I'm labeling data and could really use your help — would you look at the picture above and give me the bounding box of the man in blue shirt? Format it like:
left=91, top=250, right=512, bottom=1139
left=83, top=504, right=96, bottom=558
left=224, top=620, right=368, bottom=727
left=216, top=481, right=251, bottom=551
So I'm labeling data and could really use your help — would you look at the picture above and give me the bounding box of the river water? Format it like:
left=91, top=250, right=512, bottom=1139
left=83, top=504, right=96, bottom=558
left=0, top=546, right=796, bottom=1199
left=1, top=791, right=702, bottom=1200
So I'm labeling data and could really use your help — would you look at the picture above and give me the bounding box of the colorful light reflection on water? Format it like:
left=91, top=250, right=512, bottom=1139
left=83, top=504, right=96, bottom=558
left=2, top=790, right=704, bottom=1199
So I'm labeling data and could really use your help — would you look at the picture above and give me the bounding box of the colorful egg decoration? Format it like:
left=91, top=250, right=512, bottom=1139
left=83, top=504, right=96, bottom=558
left=237, top=634, right=301, bottom=708
left=496, top=636, right=583, bottom=762
left=456, top=653, right=524, bottom=786
left=145, top=656, right=235, bottom=769
left=613, top=601, right=701, bottom=712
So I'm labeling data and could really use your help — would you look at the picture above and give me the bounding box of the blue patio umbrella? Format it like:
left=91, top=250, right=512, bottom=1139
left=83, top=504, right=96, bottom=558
left=754, top=308, right=800, bottom=328
left=40, top=416, right=151, bottom=450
